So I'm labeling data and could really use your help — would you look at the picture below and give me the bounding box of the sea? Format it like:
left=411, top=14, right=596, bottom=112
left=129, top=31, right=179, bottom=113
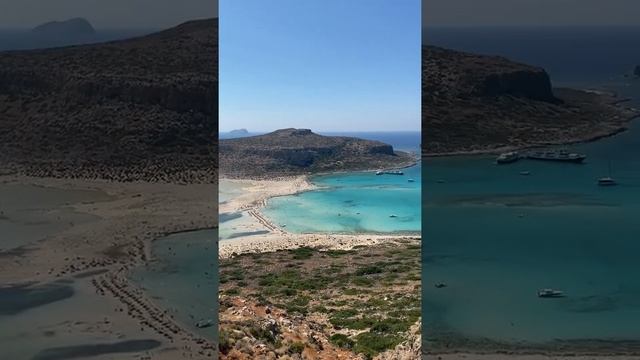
left=422, top=27, right=640, bottom=350
left=220, top=131, right=422, bottom=237
left=129, top=229, right=218, bottom=341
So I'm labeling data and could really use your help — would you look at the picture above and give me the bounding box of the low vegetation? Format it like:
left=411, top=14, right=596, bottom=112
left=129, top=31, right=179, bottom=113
left=219, top=239, right=421, bottom=359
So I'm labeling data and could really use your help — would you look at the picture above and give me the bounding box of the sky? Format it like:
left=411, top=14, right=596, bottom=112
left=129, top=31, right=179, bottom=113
left=219, top=0, right=421, bottom=132
left=424, top=0, right=640, bottom=27
left=0, top=0, right=217, bottom=29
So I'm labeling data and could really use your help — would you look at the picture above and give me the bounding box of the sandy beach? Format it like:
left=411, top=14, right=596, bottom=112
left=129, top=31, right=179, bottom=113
left=219, top=176, right=420, bottom=258
left=0, top=175, right=217, bottom=359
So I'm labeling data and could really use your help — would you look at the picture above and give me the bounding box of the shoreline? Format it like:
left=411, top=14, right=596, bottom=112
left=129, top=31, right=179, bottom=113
left=423, top=89, right=640, bottom=158
left=219, top=172, right=421, bottom=258
left=0, top=175, right=217, bottom=359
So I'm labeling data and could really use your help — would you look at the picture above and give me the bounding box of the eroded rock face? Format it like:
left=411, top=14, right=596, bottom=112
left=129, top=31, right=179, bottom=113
left=422, top=45, right=637, bottom=154
left=0, top=19, right=218, bottom=183
left=219, top=128, right=413, bottom=178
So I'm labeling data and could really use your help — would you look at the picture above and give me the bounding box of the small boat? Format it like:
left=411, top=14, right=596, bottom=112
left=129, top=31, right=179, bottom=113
left=520, top=171, right=531, bottom=176
left=195, top=319, right=215, bottom=328
left=435, top=282, right=447, bottom=288
left=598, top=177, right=617, bottom=186
left=598, top=161, right=617, bottom=186
left=408, top=179, right=415, bottom=182
left=389, top=214, right=398, bottom=218
left=537, top=288, right=565, bottom=298
left=376, top=170, right=383, bottom=175
left=496, top=151, right=520, bottom=164
left=527, top=150, right=586, bottom=163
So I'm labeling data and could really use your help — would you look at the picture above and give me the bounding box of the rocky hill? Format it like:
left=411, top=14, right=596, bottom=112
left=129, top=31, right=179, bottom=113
left=0, top=18, right=218, bottom=182
left=219, top=129, right=415, bottom=178
left=423, top=45, right=639, bottom=155
left=32, top=18, right=96, bottom=36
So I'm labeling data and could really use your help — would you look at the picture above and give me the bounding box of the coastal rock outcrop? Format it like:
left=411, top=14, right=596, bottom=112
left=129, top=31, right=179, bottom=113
left=32, top=18, right=96, bottom=36
left=219, top=128, right=414, bottom=178
left=0, top=19, right=218, bottom=182
left=423, top=45, right=639, bottom=154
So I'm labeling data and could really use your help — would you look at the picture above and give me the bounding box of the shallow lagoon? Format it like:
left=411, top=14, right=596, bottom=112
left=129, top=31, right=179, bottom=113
left=130, top=229, right=218, bottom=341
left=263, top=163, right=421, bottom=234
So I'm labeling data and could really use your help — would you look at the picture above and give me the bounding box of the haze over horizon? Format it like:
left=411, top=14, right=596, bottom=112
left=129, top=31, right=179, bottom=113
left=0, top=0, right=217, bottom=29
left=424, top=0, right=640, bottom=27
left=220, top=0, right=421, bottom=133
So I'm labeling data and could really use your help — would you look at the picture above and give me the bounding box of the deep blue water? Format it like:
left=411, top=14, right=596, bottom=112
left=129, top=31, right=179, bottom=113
left=423, top=27, right=640, bottom=349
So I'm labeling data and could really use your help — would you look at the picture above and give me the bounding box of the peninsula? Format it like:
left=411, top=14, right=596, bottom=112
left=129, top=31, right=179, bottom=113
left=219, top=128, right=416, bottom=178
left=422, top=45, right=639, bottom=155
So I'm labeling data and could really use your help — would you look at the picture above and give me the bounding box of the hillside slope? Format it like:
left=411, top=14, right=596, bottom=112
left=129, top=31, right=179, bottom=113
left=423, top=45, right=639, bottom=154
left=219, top=129, right=415, bottom=178
left=0, top=18, right=218, bottom=182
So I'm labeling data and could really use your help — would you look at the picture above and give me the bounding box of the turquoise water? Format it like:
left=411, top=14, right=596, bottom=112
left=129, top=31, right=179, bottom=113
left=130, top=229, right=218, bottom=342
left=262, top=163, right=421, bottom=234
left=423, top=81, right=640, bottom=347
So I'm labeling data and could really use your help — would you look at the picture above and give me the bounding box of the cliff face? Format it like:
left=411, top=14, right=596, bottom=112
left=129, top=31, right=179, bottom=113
left=219, top=129, right=413, bottom=178
left=0, top=19, right=218, bottom=182
left=423, top=45, right=638, bottom=154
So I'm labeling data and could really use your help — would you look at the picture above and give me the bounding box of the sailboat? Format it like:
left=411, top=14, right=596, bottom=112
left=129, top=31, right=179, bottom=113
left=598, top=160, right=617, bottom=186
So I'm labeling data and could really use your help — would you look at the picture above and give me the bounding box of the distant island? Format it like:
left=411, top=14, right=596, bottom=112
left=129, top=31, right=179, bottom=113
left=219, top=128, right=415, bottom=178
left=227, top=128, right=250, bottom=137
left=422, top=45, right=640, bottom=155
left=0, top=19, right=218, bottom=182
left=32, top=17, right=96, bottom=36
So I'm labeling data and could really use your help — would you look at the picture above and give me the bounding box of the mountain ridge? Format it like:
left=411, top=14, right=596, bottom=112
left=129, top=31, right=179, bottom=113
left=219, top=128, right=415, bottom=178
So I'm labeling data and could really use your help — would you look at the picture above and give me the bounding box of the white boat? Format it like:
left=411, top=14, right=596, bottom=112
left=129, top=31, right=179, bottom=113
left=408, top=179, right=415, bottom=182
left=537, top=288, right=565, bottom=298
left=520, top=171, right=531, bottom=176
left=598, top=177, right=617, bottom=186
left=389, top=214, right=398, bottom=218
left=496, top=151, right=520, bottom=164
left=598, top=161, right=617, bottom=186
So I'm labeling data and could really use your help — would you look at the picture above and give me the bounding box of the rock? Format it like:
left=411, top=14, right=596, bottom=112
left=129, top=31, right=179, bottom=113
left=220, top=128, right=414, bottom=178
left=422, top=45, right=636, bottom=155
left=32, top=18, right=96, bottom=36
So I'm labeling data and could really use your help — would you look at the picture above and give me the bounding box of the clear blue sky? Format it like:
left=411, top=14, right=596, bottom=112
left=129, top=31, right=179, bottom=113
left=220, top=0, right=421, bottom=132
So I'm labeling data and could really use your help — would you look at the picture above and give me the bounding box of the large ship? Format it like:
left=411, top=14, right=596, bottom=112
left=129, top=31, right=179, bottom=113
left=526, top=150, right=586, bottom=163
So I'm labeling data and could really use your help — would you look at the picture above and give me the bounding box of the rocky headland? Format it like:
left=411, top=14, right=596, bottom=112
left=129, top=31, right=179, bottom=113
left=0, top=18, right=218, bottom=182
left=219, top=128, right=416, bottom=178
left=422, top=45, right=639, bottom=155
left=32, top=17, right=96, bottom=36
